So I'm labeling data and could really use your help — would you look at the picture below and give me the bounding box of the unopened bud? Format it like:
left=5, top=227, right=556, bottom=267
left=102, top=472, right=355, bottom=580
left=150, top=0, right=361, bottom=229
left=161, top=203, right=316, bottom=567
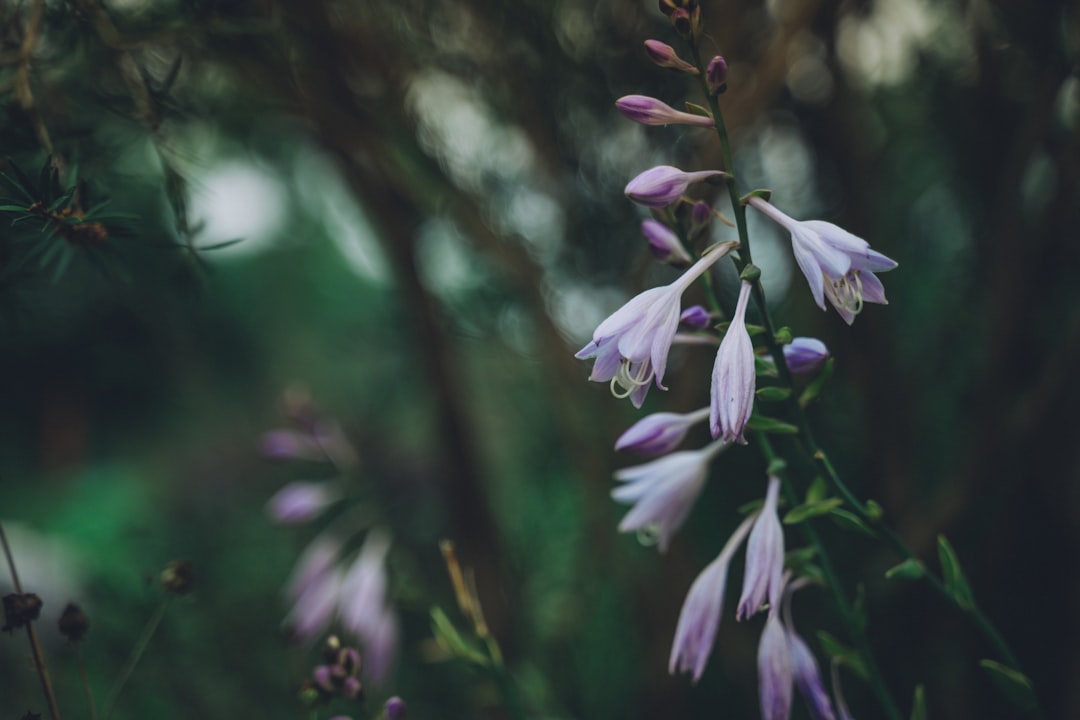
left=706, top=56, right=729, bottom=94
left=342, top=675, right=363, bottom=700
left=670, top=8, right=692, bottom=36
left=2, top=593, right=42, bottom=632
left=641, top=219, right=691, bottom=265
left=58, top=602, right=89, bottom=643
left=643, top=40, right=698, bottom=74
left=679, top=305, right=711, bottom=330
left=615, top=95, right=713, bottom=128
left=384, top=697, right=407, bottom=720
left=783, top=337, right=830, bottom=377
left=161, top=560, right=194, bottom=595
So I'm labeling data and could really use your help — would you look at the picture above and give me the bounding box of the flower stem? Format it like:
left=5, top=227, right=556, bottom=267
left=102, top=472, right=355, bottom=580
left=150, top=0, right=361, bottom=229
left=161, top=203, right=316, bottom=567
left=75, top=643, right=100, bottom=720
left=103, top=597, right=171, bottom=719
left=0, top=522, right=63, bottom=720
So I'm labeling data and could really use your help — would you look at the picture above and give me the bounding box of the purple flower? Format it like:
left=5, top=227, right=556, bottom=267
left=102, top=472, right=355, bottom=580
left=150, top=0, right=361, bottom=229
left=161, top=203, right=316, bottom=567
left=615, top=407, right=709, bottom=455
left=339, top=531, right=398, bottom=684
left=616, top=95, right=714, bottom=128
left=267, top=481, right=341, bottom=524
left=710, top=280, right=755, bottom=443
left=789, top=630, right=837, bottom=720
left=260, top=430, right=326, bottom=461
left=286, top=564, right=342, bottom=641
left=575, top=242, right=736, bottom=407
left=759, top=612, right=794, bottom=720
left=706, top=55, right=728, bottom=93
left=784, top=337, right=830, bottom=377
left=641, top=219, right=691, bottom=264
left=643, top=39, right=699, bottom=74
left=383, top=697, right=407, bottom=720
left=669, top=514, right=755, bottom=681
left=625, top=165, right=725, bottom=208
left=611, top=439, right=727, bottom=552
left=679, top=305, right=711, bottom=330
left=748, top=197, right=898, bottom=325
left=737, top=475, right=785, bottom=620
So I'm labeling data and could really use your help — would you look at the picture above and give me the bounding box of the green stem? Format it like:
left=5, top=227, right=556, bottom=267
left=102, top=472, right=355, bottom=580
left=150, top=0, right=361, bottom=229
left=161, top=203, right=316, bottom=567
left=103, top=597, right=171, bottom=719
left=482, top=636, right=529, bottom=720
left=75, top=643, right=99, bottom=720
left=758, top=435, right=905, bottom=720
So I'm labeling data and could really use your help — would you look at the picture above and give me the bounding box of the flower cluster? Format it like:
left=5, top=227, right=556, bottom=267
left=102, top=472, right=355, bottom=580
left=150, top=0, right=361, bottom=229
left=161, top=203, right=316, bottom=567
left=573, top=15, right=899, bottom=720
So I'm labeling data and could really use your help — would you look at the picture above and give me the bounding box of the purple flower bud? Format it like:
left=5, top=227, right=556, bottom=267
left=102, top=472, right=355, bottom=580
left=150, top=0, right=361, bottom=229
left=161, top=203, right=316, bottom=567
left=267, top=481, right=341, bottom=524
left=710, top=281, right=755, bottom=444
left=737, top=475, right=785, bottom=620
left=643, top=39, right=699, bottom=74
left=313, top=664, right=334, bottom=692
left=384, top=697, right=407, bottom=720
left=341, top=675, right=363, bottom=700
left=749, top=197, right=897, bottom=325
left=260, top=430, right=325, bottom=461
left=612, top=439, right=727, bottom=552
left=789, top=631, right=837, bottom=720
left=679, top=305, right=711, bottom=330
left=616, top=95, right=713, bottom=128
left=706, top=55, right=729, bottom=94
left=783, top=337, right=830, bottom=377
left=759, top=613, right=794, bottom=720
left=691, top=201, right=712, bottom=231
left=641, top=219, right=691, bottom=264
left=625, top=165, right=725, bottom=208
left=615, top=408, right=709, bottom=455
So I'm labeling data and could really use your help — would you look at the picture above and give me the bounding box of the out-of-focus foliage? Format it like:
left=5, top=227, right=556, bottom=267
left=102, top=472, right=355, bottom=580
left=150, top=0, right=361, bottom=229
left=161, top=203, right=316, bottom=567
left=0, top=0, right=1077, bottom=718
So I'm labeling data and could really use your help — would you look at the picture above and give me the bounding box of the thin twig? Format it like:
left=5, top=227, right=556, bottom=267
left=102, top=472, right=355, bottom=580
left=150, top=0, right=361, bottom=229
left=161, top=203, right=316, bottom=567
left=102, top=597, right=170, bottom=719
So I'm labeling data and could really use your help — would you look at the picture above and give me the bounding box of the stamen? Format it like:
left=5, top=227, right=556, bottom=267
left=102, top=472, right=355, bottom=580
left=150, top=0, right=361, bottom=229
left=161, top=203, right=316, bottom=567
left=825, top=271, right=865, bottom=316
left=609, top=359, right=655, bottom=398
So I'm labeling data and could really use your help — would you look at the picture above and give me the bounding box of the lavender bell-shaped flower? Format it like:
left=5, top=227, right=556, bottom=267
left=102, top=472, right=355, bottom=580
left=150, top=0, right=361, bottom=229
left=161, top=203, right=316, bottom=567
left=748, top=197, right=898, bottom=325
left=615, top=407, right=709, bottom=455
left=267, top=481, right=342, bottom=524
left=616, top=95, right=714, bottom=128
left=575, top=241, right=736, bottom=407
left=669, top=514, right=756, bottom=681
left=339, top=530, right=398, bottom=684
left=759, top=611, right=794, bottom=720
left=788, top=629, right=837, bottom=720
left=641, top=219, right=691, bottom=265
left=625, top=165, right=725, bottom=209
left=611, top=439, right=728, bottom=552
left=783, top=337, right=830, bottom=377
left=710, top=280, right=755, bottom=443
left=737, top=475, right=785, bottom=620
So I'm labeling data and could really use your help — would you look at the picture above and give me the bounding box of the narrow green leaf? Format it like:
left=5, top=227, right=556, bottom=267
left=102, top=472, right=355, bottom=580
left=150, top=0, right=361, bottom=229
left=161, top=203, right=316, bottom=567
left=817, top=631, right=868, bottom=681
left=0, top=204, right=28, bottom=212
left=937, top=535, right=975, bottom=609
left=754, top=355, right=779, bottom=377
left=0, top=171, right=35, bottom=203
left=196, top=238, right=246, bottom=251
left=737, top=498, right=765, bottom=516
left=910, top=684, right=928, bottom=720
left=885, top=558, right=926, bottom=581
left=805, top=476, right=827, bottom=504
left=979, top=659, right=1037, bottom=710
left=828, top=508, right=874, bottom=537
left=783, top=498, right=843, bottom=525
left=746, top=414, right=798, bottom=434
left=865, top=499, right=883, bottom=520
left=755, top=386, right=792, bottom=402
left=798, top=357, right=835, bottom=407
left=774, top=326, right=792, bottom=345
left=430, top=606, right=488, bottom=666
left=684, top=101, right=712, bottom=118
left=740, top=188, right=772, bottom=204
left=51, top=246, right=75, bottom=283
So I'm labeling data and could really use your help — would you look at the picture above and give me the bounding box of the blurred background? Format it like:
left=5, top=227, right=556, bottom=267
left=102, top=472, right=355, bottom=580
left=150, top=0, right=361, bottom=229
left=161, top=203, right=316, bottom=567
left=0, top=0, right=1077, bottom=718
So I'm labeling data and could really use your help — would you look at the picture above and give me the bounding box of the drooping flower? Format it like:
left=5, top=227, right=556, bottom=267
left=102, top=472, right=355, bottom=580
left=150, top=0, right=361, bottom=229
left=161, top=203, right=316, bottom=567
left=748, top=197, right=897, bottom=325
left=614, top=407, right=709, bottom=455
left=759, top=611, right=794, bottom=720
left=737, top=475, right=785, bottom=620
left=710, top=280, right=755, bottom=443
left=575, top=241, right=736, bottom=407
left=625, top=165, right=725, bottom=208
left=611, top=439, right=728, bottom=552
left=669, top=513, right=756, bottom=681
left=783, top=337, right=830, bottom=377
left=788, top=629, right=837, bottom=720
left=339, top=531, right=398, bottom=683
left=267, top=481, right=342, bottom=524
left=616, top=95, right=714, bottom=128
left=643, top=39, right=699, bottom=74
left=641, top=219, right=691, bottom=264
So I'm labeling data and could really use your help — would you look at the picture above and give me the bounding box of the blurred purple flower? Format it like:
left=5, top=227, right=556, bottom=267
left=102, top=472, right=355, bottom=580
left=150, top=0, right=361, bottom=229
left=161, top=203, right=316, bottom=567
left=737, top=475, right=785, bottom=620
left=612, top=439, right=727, bottom=552
left=783, top=337, right=830, bottom=377
left=260, top=429, right=326, bottom=461
left=615, top=407, right=709, bottom=455
left=641, top=219, right=691, bottom=264
left=575, top=242, right=736, bottom=407
left=748, top=197, right=897, bottom=325
left=267, top=481, right=341, bottom=524
left=789, top=630, right=837, bottom=720
left=625, top=166, right=725, bottom=208
left=669, top=513, right=755, bottom=681
left=616, top=95, right=714, bottom=128
left=759, top=612, right=794, bottom=720
left=710, top=280, right=755, bottom=444
left=339, top=531, right=398, bottom=684
left=679, top=305, right=711, bottom=330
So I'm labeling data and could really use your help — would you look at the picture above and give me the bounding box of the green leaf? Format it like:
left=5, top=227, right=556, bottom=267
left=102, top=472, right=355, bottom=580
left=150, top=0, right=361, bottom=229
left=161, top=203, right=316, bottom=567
left=910, top=684, right=928, bottom=720
left=774, top=326, right=793, bottom=345
left=828, top=508, right=874, bottom=537
left=885, top=558, right=926, bottom=581
left=740, top=188, right=772, bottom=204
left=0, top=204, right=28, bottom=212
left=979, top=659, right=1037, bottom=710
left=799, top=357, right=835, bottom=407
left=737, top=497, right=765, bottom=515
left=817, top=631, right=868, bottom=681
left=684, top=101, right=712, bottom=117
left=746, top=414, right=798, bottom=434
left=937, top=535, right=975, bottom=609
left=754, top=355, right=779, bottom=377
left=865, top=499, right=884, bottom=520
left=755, top=386, right=792, bottom=402
left=783, top=498, right=843, bottom=525
left=0, top=171, right=35, bottom=203
left=430, top=606, right=488, bottom=666
left=196, top=238, right=246, bottom=251
left=805, top=476, right=827, bottom=504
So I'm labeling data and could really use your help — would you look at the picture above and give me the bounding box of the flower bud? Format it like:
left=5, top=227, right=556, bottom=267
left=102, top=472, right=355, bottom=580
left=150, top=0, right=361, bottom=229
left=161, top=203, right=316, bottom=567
left=679, top=305, right=711, bottom=330
left=783, top=337, right=830, bottom=377
left=643, top=40, right=699, bottom=74
left=383, top=697, right=407, bottom=720
left=2, top=593, right=42, bottom=631
left=342, top=676, right=363, bottom=700
left=625, top=166, right=724, bottom=208
left=641, top=219, right=691, bottom=265
left=615, top=95, right=713, bottom=128
left=58, top=602, right=89, bottom=643
left=706, top=55, right=729, bottom=94
left=161, top=560, right=194, bottom=596
left=615, top=408, right=709, bottom=455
